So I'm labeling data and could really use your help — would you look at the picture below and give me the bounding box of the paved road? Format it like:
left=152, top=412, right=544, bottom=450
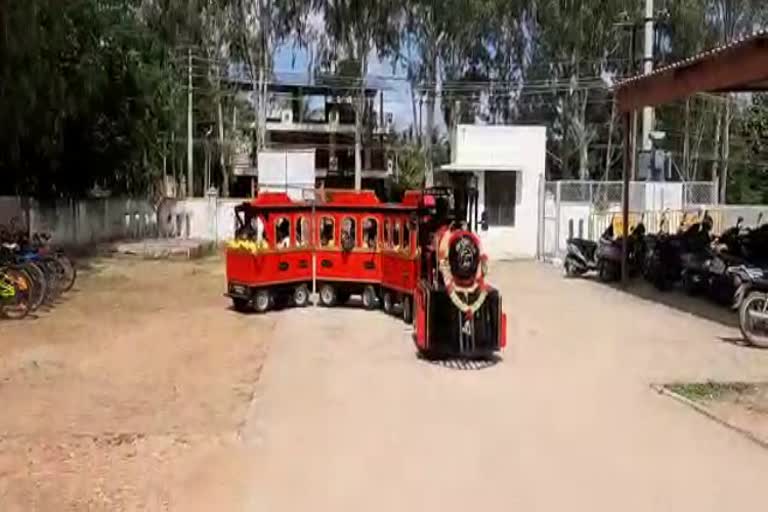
left=242, top=261, right=768, bottom=511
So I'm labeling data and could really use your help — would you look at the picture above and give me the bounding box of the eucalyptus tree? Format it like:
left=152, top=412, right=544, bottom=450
left=405, top=0, right=492, bottom=185
left=534, top=0, right=629, bottom=180
left=313, top=0, right=403, bottom=190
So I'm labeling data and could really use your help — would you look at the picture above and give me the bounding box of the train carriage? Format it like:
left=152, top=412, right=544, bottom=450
left=226, top=193, right=314, bottom=312
left=225, top=187, right=505, bottom=359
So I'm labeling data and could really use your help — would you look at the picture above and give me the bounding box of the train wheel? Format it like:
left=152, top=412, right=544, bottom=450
left=254, top=289, right=271, bottom=313
left=382, top=291, right=393, bottom=315
left=362, top=285, right=378, bottom=310
left=293, top=285, right=310, bottom=307
left=402, top=295, right=413, bottom=325
left=319, top=284, right=336, bottom=307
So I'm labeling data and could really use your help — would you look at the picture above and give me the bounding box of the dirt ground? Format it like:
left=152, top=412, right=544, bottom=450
left=0, top=257, right=270, bottom=511
left=3, top=258, right=768, bottom=511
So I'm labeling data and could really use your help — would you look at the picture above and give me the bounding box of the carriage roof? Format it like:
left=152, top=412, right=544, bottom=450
left=238, top=189, right=425, bottom=214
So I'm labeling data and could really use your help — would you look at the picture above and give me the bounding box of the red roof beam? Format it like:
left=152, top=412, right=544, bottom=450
left=616, top=35, right=768, bottom=113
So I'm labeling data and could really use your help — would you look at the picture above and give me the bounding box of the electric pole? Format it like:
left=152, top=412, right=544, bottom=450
left=641, top=0, right=655, bottom=152
left=187, top=48, right=194, bottom=198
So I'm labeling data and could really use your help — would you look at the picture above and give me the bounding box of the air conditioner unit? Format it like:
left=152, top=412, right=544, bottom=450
left=329, top=109, right=340, bottom=126
left=386, top=157, right=394, bottom=175
left=329, top=156, right=339, bottom=172
left=281, top=109, right=293, bottom=124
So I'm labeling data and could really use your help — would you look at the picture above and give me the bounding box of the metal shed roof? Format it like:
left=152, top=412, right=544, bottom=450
left=615, top=30, right=768, bottom=112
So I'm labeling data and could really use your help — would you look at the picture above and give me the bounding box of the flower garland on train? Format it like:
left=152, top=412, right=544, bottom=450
left=437, top=228, right=489, bottom=318
left=227, top=238, right=269, bottom=254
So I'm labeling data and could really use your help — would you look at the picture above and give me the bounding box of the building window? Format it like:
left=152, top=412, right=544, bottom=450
left=484, top=171, right=517, bottom=226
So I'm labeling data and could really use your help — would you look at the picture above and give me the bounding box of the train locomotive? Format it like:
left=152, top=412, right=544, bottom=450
left=412, top=189, right=506, bottom=358
left=225, top=187, right=506, bottom=359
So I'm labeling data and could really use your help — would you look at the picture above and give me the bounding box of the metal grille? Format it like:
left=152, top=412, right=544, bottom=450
left=557, top=181, right=625, bottom=205
left=538, top=180, right=718, bottom=261
left=683, top=182, right=718, bottom=206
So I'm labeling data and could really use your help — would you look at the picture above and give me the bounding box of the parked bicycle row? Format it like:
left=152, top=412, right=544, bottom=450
left=564, top=211, right=768, bottom=348
left=0, top=229, right=77, bottom=320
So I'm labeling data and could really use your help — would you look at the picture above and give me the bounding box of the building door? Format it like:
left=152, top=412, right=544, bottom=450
left=447, top=172, right=473, bottom=228
left=484, top=171, right=517, bottom=226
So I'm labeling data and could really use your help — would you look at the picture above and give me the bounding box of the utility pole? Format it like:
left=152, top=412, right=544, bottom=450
left=641, top=0, right=655, bottom=152
left=187, top=48, right=194, bottom=198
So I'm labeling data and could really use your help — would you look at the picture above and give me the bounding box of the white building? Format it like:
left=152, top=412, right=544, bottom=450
left=440, top=124, right=547, bottom=260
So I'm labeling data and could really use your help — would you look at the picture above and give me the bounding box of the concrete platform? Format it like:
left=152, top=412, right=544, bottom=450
left=109, top=238, right=216, bottom=260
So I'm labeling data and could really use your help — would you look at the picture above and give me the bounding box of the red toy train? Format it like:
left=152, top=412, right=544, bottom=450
left=225, top=188, right=506, bottom=358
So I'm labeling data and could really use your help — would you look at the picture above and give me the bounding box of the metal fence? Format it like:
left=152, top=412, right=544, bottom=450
left=539, top=180, right=718, bottom=261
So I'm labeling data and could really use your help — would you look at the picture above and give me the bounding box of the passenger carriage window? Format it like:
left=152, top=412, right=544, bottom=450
left=402, top=221, right=411, bottom=252
left=341, top=217, right=356, bottom=248
left=393, top=221, right=401, bottom=248
left=320, top=217, right=335, bottom=247
left=275, top=217, right=291, bottom=249
left=295, top=216, right=310, bottom=247
left=238, top=214, right=265, bottom=242
left=363, top=218, right=378, bottom=249
left=383, top=219, right=390, bottom=248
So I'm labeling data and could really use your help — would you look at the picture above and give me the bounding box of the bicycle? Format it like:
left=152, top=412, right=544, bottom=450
left=0, top=266, right=31, bottom=319
left=0, top=223, right=76, bottom=301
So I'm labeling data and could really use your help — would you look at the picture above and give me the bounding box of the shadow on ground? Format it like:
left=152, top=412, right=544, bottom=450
left=584, top=275, right=741, bottom=329
left=417, top=353, right=502, bottom=371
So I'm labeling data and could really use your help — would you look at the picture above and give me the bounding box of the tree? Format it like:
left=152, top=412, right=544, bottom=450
left=534, top=0, right=629, bottom=180
left=406, top=0, right=491, bottom=186
left=708, top=0, right=768, bottom=202
left=0, top=0, right=186, bottom=197
left=314, top=0, right=402, bottom=190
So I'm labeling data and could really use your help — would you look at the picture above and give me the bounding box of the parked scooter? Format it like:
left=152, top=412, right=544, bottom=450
left=563, top=236, right=599, bottom=277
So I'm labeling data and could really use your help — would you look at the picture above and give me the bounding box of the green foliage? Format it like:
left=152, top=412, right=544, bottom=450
left=394, top=143, right=426, bottom=190
left=666, top=381, right=755, bottom=402
left=0, top=0, right=183, bottom=198
left=5, top=0, right=768, bottom=198
left=725, top=95, right=768, bottom=204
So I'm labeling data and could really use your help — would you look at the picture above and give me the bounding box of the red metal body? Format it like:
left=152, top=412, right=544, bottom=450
left=225, top=190, right=419, bottom=314
left=225, top=188, right=505, bottom=358
left=226, top=193, right=313, bottom=290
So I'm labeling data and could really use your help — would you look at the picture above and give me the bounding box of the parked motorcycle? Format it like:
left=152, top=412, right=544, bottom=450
left=595, top=218, right=646, bottom=282
left=642, top=213, right=683, bottom=290
left=703, top=217, right=752, bottom=304
left=731, top=264, right=768, bottom=348
left=693, top=215, right=768, bottom=305
left=676, top=212, right=717, bottom=295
